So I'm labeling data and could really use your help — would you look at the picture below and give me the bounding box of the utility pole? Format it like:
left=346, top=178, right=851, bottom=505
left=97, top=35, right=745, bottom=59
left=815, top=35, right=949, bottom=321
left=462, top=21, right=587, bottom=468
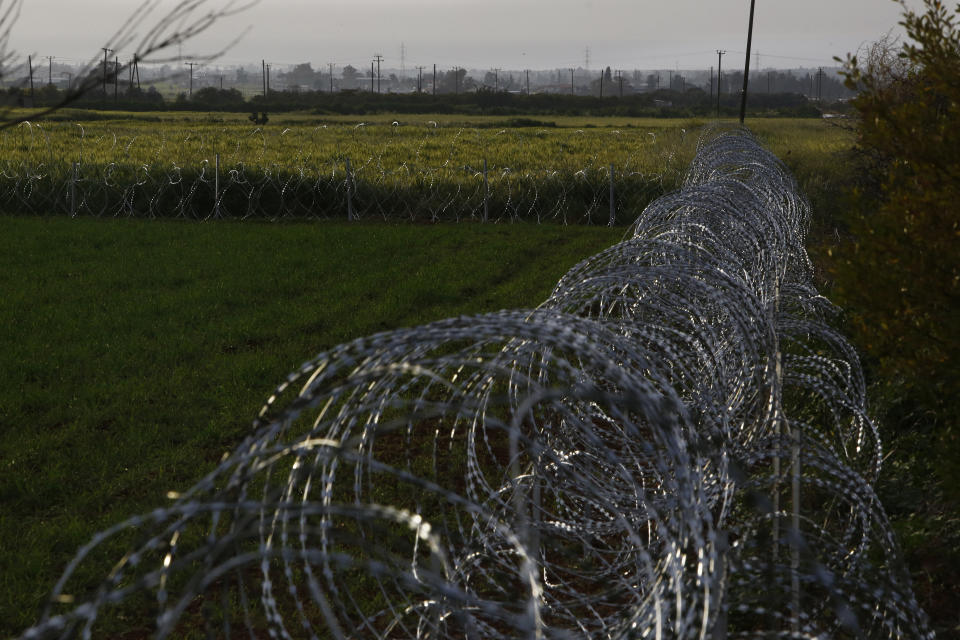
left=493, top=68, right=500, bottom=91
left=599, top=69, right=603, bottom=98
left=262, top=60, right=267, bottom=96
left=526, top=69, right=530, bottom=95
left=768, top=70, right=771, bottom=93
left=27, top=55, right=34, bottom=98
left=102, top=48, right=113, bottom=96
left=416, top=66, right=425, bottom=92
left=570, top=68, right=574, bottom=95
left=328, top=63, right=335, bottom=92
left=710, top=65, right=714, bottom=100
left=373, top=54, right=383, bottom=93
left=668, top=69, right=673, bottom=90
left=454, top=66, right=459, bottom=94
left=114, top=57, right=119, bottom=102
left=266, top=64, right=271, bottom=95
left=46, top=55, right=53, bottom=86
left=817, top=66, right=823, bottom=101
left=716, top=50, right=726, bottom=117
left=186, top=61, right=196, bottom=97
left=738, top=0, right=758, bottom=124
left=433, top=64, right=436, bottom=95
left=370, top=61, right=375, bottom=92
left=615, top=70, right=624, bottom=97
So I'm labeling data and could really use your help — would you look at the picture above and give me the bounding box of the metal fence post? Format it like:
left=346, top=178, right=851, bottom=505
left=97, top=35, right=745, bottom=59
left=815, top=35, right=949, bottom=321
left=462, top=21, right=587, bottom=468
left=214, top=153, right=220, bottom=219
left=609, top=163, right=616, bottom=226
left=345, top=157, right=355, bottom=221
left=70, top=162, right=78, bottom=217
left=483, top=158, right=489, bottom=223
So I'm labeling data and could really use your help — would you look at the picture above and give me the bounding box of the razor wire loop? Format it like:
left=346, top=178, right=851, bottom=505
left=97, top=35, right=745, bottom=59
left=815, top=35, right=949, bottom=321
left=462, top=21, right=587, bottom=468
left=17, top=127, right=933, bottom=640
left=0, top=125, right=682, bottom=224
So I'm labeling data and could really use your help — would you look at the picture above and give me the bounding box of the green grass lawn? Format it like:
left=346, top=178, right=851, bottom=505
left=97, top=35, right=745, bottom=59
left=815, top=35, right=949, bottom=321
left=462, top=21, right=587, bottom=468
left=0, top=216, right=622, bottom=634
left=0, top=117, right=864, bottom=636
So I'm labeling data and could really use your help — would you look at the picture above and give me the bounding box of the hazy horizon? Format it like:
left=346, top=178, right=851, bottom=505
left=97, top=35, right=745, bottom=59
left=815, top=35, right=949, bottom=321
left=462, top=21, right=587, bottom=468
left=10, top=0, right=920, bottom=72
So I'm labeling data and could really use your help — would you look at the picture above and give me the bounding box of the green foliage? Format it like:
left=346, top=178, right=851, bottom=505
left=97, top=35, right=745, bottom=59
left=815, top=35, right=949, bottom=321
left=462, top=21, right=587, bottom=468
left=836, top=1, right=960, bottom=632
left=837, top=0, right=959, bottom=440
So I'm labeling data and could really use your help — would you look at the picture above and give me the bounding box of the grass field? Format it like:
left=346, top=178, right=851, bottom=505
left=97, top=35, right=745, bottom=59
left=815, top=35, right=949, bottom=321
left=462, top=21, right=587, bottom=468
left=1, top=111, right=851, bottom=182
left=0, top=215, right=623, bottom=634
left=0, top=112, right=853, bottom=226
left=3, top=111, right=699, bottom=170
left=0, top=114, right=861, bottom=635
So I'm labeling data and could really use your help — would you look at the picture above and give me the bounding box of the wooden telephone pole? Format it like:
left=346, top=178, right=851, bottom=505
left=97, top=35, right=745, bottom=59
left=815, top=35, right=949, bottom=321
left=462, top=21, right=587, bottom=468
left=186, top=62, right=197, bottom=97
left=716, top=50, right=726, bottom=117
left=373, top=54, right=384, bottom=93
left=102, top=48, right=113, bottom=95
left=738, top=0, right=758, bottom=124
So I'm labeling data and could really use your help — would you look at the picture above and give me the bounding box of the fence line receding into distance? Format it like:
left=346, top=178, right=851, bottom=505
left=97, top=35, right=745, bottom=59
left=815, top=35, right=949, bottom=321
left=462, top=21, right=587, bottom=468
left=0, top=123, right=691, bottom=224
left=18, top=127, right=932, bottom=640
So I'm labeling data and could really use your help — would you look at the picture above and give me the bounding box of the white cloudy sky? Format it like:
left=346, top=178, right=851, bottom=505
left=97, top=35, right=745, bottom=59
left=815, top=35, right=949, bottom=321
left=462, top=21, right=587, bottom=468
left=10, top=0, right=920, bottom=70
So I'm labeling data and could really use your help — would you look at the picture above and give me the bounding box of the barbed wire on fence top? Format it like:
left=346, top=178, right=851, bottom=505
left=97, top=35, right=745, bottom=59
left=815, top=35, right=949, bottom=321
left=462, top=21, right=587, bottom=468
left=0, top=121, right=692, bottom=223
left=17, top=126, right=932, bottom=640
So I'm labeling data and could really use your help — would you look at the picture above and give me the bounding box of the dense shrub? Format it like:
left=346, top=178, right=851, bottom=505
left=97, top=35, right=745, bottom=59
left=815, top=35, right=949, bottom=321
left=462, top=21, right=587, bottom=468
left=836, top=0, right=959, bottom=630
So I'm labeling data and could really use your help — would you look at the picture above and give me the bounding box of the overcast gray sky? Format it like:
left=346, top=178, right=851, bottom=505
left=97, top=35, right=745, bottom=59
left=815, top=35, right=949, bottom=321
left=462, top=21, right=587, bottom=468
left=11, top=0, right=919, bottom=70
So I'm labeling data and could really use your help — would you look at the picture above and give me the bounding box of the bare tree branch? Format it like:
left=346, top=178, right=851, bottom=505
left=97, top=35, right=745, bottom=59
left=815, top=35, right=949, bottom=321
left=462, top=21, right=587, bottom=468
left=0, top=0, right=256, bottom=129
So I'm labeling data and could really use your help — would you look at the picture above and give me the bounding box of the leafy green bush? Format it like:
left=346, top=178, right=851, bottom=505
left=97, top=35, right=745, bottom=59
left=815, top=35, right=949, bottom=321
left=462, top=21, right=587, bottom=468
left=836, top=1, right=960, bottom=632
left=838, top=0, right=958, bottom=452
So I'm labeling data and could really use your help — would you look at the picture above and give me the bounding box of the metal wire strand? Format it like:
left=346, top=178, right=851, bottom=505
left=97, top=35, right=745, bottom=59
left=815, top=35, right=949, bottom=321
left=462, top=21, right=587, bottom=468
left=17, top=126, right=933, bottom=640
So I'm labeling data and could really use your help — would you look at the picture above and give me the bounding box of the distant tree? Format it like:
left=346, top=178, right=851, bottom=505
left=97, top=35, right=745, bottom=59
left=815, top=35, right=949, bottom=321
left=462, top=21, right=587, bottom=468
left=341, top=64, right=359, bottom=90
left=437, top=68, right=469, bottom=93
left=191, top=86, right=245, bottom=109
left=283, top=62, right=316, bottom=89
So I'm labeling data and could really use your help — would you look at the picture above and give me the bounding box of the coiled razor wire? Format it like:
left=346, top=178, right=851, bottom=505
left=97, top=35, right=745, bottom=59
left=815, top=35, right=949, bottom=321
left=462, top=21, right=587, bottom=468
left=17, top=127, right=933, bottom=640
left=0, top=123, right=684, bottom=224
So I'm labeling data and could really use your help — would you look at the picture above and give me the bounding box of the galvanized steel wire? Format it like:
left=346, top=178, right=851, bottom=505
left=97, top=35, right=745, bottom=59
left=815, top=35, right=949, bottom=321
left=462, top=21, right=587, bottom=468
left=18, top=127, right=932, bottom=639
left=0, top=122, right=682, bottom=224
